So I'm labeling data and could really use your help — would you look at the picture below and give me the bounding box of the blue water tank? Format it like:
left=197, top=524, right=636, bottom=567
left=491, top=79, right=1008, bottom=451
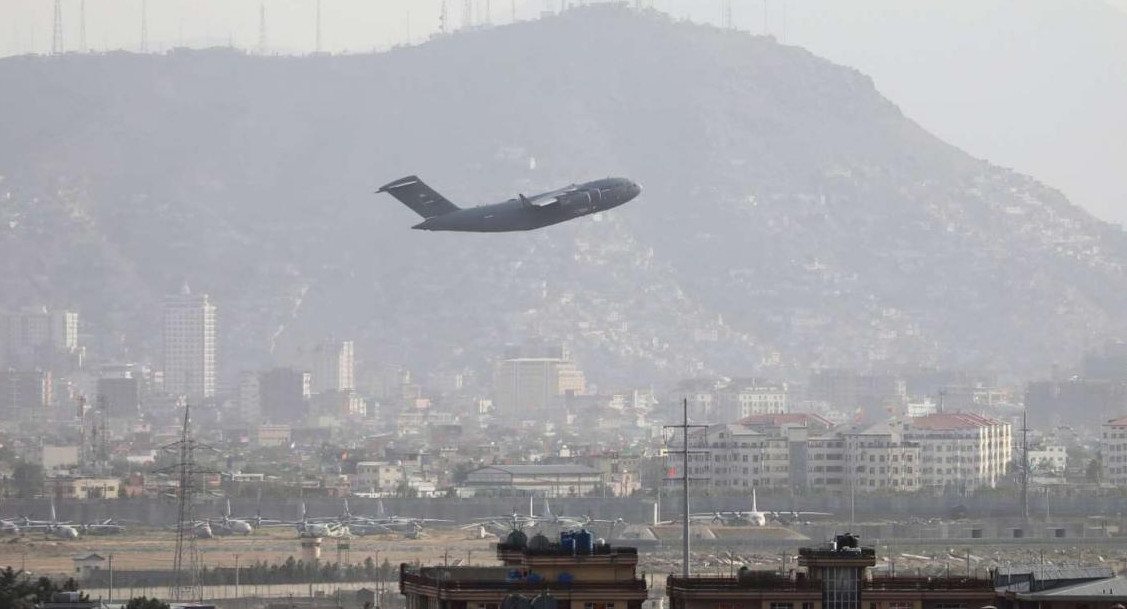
left=560, top=531, right=575, bottom=553
left=573, top=528, right=593, bottom=554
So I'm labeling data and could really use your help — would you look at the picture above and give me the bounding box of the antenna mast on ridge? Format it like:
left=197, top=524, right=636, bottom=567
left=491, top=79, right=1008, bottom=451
left=315, top=0, right=322, bottom=52
left=258, top=2, right=267, bottom=54
left=52, top=0, right=63, bottom=55
left=140, top=0, right=148, bottom=53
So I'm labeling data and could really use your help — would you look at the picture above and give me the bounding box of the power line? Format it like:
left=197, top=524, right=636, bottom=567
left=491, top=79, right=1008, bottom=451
left=663, top=398, right=708, bottom=578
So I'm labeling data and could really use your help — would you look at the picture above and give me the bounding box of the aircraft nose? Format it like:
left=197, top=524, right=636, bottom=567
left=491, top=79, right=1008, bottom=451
left=630, top=180, right=642, bottom=198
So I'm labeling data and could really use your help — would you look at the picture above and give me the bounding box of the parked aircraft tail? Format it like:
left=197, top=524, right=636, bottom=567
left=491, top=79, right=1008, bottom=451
left=377, top=175, right=460, bottom=219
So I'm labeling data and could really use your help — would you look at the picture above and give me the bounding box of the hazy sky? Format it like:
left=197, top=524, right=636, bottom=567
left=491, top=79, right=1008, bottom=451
left=3, top=0, right=1126, bottom=224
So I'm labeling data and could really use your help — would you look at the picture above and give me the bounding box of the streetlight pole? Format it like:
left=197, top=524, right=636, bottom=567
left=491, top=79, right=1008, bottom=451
left=235, top=554, right=240, bottom=609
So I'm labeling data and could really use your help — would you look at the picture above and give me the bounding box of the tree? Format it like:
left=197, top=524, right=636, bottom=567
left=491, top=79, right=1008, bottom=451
left=125, top=596, right=171, bottom=609
left=11, top=463, right=44, bottom=499
left=0, top=567, right=86, bottom=609
left=1086, top=459, right=1101, bottom=483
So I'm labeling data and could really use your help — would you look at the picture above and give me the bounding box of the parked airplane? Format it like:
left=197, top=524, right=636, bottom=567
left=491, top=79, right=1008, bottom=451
left=329, top=499, right=450, bottom=536
left=378, top=175, right=641, bottom=232
left=210, top=499, right=286, bottom=536
left=690, top=489, right=831, bottom=526
left=469, top=497, right=617, bottom=533
left=289, top=503, right=351, bottom=539
left=21, top=503, right=82, bottom=539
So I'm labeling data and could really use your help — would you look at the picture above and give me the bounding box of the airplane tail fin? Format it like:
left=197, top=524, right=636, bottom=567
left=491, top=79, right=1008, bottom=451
left=377, top=175, right=460, bottom=219
left=752, top=488, right=758, bottom=513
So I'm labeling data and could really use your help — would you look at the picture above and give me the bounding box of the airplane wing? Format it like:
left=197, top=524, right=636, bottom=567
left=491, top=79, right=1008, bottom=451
left=520, top=185, right=578, bottom=207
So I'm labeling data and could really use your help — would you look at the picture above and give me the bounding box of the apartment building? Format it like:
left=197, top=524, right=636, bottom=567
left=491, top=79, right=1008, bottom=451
left=1101, top=415, right=1127, bottom=486
left=672, top=413, right=927, bottom=493
left=903, top=412, right=1012, bottom=493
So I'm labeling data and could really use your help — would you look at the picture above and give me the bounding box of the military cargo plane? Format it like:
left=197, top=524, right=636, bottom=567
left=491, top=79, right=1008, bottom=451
left=377, top=175, right=641, bottom=232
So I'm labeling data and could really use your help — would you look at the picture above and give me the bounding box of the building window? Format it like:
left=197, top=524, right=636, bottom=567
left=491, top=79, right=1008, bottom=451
left=769, top=604, right=793, bottom=609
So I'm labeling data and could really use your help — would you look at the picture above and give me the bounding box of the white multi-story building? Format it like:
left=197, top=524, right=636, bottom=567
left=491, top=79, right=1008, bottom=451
left=162, top=288, right=216, bottom=402
left=1028, top=445, right=1068, bottom=475
left=312, top=340, right=355, bottom=394
left=903, top=412, right=1012, bottom=493
left=722, top=380, right=789, bottom=419
left=844, top=423, right=919, bottom=492
left=1101, top=416, right=1127, bottom=486
left=673, top=413, right=846, bottom=492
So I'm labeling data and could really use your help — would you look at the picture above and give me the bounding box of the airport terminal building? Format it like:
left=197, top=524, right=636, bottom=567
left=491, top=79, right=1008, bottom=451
left=462, top=464, right=604, bottom=497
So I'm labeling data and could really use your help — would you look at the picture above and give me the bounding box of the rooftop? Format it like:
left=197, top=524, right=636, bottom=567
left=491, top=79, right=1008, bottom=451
left=737, top=412, right=834, bottom=428
left=1015, top=575, right=1127, bottom=600
left=1106, top=415, right=1127, bottom=427
left=667, top=574, right=994, bottom=593
left=908, top=412, right=1006, bottom=430
left=471, top=464, right=601, bottom=476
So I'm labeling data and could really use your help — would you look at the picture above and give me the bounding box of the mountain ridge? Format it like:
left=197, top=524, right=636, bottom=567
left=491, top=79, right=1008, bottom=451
left=1, top=5, right=1123, bottom=387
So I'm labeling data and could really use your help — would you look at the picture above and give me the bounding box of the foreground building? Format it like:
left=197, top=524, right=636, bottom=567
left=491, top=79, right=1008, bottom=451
left=667, top=533, right=995, bottom=609
left=401, top=531, right=646, bottom=609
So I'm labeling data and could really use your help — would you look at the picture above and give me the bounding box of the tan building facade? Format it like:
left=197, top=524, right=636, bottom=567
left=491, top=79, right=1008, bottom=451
left=1101, top=415, right=1127, bottom=486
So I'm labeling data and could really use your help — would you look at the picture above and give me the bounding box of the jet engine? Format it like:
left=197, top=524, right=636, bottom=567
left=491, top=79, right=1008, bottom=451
left=560, top=190, right=593, bottom=210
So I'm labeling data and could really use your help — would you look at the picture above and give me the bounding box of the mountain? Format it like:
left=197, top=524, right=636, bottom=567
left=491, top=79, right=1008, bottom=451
left=1, top=5, right=1125, bottom=388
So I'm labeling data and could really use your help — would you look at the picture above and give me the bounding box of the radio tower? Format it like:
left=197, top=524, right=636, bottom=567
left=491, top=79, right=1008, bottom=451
left=721, top=0, right=733, bottom=29
left=163, top=405, right=210, bottom=603
left=258, top=2, right=267, bottom=54
left=440, top=0, right=448, bottom=34
left=52, top=0, right=63, bottom=55
left=315, top=0, right=322, bottom=53
left=140, top=0, right=148, bottom=52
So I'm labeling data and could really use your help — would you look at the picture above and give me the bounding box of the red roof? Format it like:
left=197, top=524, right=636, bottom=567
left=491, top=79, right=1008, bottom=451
left=738, top=412, right=834, bottom=428
left=1107, top=415, right=1127, bottom=427
left=909, top=412, right=1004, bottom=430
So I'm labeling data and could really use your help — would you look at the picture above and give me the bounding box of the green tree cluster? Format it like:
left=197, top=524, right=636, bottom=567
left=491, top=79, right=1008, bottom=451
left=0, top=567, right=84, bottom=609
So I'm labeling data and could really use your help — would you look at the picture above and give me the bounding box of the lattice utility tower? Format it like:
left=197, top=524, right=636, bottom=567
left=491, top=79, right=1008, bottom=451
left=721, top=0, right=733, bottom=29
left=140, top=0, right=148, bottom=52
left=258, top=2, right=267, bottom=54
left=163, top=405, right=213, bottom=603
left=315, top=0, right=322, bottom=52
left=440, top=0, right=448, bottom=34
left=52, top=0, right=63, bottom=54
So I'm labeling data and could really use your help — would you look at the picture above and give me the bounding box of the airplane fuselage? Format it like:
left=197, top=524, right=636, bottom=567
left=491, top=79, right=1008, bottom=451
left=409, top=177, right=641, bottom=232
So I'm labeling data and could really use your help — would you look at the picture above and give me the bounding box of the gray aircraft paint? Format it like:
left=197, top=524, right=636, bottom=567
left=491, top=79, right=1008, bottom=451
left=377, top=176, right=641, bottom=232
